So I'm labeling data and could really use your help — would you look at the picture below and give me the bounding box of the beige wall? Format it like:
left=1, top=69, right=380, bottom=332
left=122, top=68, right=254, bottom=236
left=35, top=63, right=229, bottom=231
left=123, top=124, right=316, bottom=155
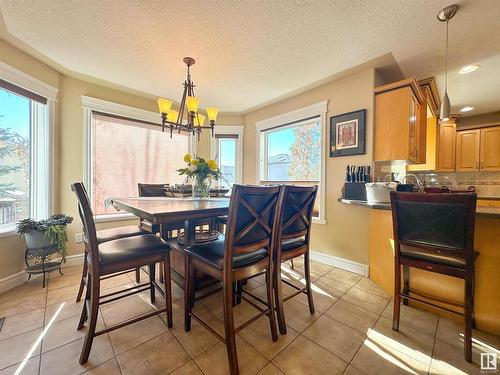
left=243, top=69, right=377, bottom=264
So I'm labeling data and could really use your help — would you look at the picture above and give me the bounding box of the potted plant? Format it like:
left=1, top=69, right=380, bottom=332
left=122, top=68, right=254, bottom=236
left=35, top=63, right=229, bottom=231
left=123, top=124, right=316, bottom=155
left=16, top=214, right=73, bottom=261
left=177, top=154, right=222, bottom=199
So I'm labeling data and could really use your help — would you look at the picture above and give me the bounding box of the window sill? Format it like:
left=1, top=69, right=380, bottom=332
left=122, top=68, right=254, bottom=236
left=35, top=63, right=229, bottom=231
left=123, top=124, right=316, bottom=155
left=0, top=226, right=19, bottom=239
left=312, top=218, right=327, bottom=225
left=94, top=213, right=137, bottom=223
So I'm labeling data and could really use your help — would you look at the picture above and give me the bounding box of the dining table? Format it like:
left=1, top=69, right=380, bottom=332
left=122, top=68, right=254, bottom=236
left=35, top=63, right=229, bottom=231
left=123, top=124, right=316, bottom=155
left=110, top=196, right=230, bottom=288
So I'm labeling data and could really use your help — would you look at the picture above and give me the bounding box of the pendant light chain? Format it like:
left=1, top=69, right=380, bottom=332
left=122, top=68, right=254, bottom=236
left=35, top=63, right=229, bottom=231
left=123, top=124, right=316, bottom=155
left=445, top=19, right=449, bottom=94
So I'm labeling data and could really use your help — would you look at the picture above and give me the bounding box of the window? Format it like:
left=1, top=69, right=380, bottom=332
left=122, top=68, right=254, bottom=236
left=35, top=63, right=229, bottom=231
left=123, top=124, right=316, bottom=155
left=257, top=101, right=327, bottom=222
left=0, top=70, right=54, bottom=233
left=211, top=126, right=244, bottom=189
left=89, top=112, right=191, bottom=216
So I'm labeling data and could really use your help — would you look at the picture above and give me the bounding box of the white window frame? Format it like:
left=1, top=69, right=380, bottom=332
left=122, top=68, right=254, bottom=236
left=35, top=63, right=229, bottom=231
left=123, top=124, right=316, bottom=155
left=82, top=96, right=195, bottom=222
left=255, top=101, right=328, bottom=224
left=0, top=62, right=57, bottom=237
left=210, top=125, right=244, bottom=186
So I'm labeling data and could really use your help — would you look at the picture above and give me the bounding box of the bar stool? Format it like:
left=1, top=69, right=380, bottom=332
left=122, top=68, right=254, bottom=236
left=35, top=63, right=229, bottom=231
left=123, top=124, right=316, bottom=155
left=390, top=191, right=478, bottom=362
left=75, top=183, right=149, bottom=302
left=71, top=182, right=173, bottom=364
left=183, top=184, right=281, bottom=375
left=273, top=185, right=318, bottom=334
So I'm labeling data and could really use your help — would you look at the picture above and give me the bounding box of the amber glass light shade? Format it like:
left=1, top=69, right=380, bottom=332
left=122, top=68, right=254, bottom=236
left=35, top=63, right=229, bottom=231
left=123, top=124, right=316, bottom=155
left=195, top=114, right=206, bottom=127
left=186, top=96, right=199, bottom=113
left=206, top=107, right=219, bottom=122
left=167, top=110, right=179, bottom=122
left=157, top=98, right=173, bottom=114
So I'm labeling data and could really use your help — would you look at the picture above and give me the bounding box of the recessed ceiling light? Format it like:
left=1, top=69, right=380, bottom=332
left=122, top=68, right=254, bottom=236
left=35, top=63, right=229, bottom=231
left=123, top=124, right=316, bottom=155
left=459, top=65, right=480, bottom=74
left=460, top=106, right=474, bottom=112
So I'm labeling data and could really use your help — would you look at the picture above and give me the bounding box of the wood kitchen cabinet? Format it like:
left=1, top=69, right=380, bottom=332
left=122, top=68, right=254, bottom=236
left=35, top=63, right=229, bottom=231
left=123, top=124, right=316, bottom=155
left=374, top=78, right=425, bottom=163
left=456, top=129, right=480, bottom=171
left=436, top=120, right=457, bottom=171
left=480, top=125, right=500, bottom=171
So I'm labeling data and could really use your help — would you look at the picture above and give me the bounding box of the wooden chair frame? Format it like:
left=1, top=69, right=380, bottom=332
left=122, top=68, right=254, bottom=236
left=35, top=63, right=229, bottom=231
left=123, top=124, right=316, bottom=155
left=273, top=185, right=318, bottom=334
left=390, top=191, right=477, bottom=362
left=184, top=185, right=281, bottom=375
left=71, top=182, right=173, bottom=364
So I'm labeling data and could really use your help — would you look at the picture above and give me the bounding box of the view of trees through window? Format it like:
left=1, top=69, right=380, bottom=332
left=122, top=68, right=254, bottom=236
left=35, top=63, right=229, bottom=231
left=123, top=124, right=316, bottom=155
left=266, top=119, right=320, bottom=182
left=0, top=88, right=31, bottom=227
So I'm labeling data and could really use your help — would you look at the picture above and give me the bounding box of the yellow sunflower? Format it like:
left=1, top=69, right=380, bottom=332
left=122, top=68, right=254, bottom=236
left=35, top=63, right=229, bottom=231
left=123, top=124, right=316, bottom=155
left=183, top=154, right=192, bottom=163
left=207, top=159, right=218, bottom=171
left=191, top=158, right=199, bottom=166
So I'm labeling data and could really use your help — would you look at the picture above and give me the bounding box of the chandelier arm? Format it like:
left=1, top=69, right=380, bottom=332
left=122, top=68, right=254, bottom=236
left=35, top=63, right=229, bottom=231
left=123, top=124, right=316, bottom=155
left=178, top=81, right=188, bottom=128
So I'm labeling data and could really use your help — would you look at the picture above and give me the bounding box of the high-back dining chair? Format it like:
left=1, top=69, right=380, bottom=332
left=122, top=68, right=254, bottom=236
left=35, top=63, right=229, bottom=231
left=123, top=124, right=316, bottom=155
left=390, top=191, right=477, bottom=362
left=137, top=183, right=168, bottom=197
left=273, top=185, right=318, bottom=334
left=75, top=183, right=148, bottom=301
left=183, top=184, right=281, bottom=375
left=71, top=182, right=173, bottom=364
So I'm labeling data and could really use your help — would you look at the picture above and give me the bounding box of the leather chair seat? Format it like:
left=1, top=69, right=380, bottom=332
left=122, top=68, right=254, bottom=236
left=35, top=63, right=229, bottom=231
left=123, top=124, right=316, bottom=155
left=185, top=236, right=267, bottom=270
left=401, top=245, right=478, bottom=268
left=97, top=234, right=170, bottom=266
left=281, top=237, right=306, bottom=251
left=96, top=225, right=148, bottom=244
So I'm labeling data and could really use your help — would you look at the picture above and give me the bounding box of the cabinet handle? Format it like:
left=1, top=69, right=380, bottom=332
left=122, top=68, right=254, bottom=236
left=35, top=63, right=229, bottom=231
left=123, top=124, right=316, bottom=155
left=481, top=162, right=484, bottom=170
left=476, top=162, right=479, bottom=170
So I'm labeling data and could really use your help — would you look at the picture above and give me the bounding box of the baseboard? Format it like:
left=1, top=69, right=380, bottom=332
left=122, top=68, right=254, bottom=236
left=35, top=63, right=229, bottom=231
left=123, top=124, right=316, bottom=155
left=310, top=250, right=369, bottom=277
left=0, top=253, right=84, bottom=294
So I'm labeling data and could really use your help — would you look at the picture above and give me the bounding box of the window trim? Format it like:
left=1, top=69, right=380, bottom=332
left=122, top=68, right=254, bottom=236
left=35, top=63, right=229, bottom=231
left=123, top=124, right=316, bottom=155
left=82, top=96, right=196, bottom=221
left=0, top=62, right=57, bottom=236
left=210, top=125, right=244, bottom=186
left=255, top=101, right=328, bottom=224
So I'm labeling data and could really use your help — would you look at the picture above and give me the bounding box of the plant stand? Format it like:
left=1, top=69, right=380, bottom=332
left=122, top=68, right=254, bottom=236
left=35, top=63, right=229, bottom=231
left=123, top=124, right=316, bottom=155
left=25, top=245, right=63, bottom=288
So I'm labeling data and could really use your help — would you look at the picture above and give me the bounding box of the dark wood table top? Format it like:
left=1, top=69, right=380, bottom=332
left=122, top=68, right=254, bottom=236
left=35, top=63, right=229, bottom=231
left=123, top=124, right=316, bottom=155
left=111, top=197, right=230, bottom=224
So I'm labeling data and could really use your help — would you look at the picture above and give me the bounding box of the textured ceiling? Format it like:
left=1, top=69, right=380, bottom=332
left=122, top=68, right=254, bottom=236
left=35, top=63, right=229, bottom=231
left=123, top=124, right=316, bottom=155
left=1, top=0, right=499, bottom=114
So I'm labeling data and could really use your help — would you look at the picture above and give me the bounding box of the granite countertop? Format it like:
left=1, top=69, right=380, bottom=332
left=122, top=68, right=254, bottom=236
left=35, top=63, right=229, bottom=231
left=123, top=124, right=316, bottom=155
left=338, top=198, right=500, bottom=219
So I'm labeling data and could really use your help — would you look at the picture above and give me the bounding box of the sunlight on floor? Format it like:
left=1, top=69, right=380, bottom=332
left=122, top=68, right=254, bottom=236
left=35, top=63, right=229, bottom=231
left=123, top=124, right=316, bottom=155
left=14, top=302, right=66, bottom=375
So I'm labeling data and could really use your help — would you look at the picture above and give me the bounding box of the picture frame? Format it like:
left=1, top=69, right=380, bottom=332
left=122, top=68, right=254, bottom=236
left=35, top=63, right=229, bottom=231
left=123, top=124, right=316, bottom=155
left=329, top=109, right=366, bottom=157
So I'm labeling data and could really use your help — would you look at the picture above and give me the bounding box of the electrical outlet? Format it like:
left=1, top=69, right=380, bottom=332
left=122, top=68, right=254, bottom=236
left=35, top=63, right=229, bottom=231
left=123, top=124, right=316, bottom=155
left=75, top=233, right=83, bottom=243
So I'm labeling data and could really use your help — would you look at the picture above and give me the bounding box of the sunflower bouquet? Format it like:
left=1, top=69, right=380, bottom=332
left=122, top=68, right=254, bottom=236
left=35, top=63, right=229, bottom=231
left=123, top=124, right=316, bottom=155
left=177, top=154, right=222, bottom=198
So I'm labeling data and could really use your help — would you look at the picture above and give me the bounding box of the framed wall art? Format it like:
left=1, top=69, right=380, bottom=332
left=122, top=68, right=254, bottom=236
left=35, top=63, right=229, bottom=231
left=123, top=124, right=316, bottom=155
left=329, top=109, right=366, bottom=157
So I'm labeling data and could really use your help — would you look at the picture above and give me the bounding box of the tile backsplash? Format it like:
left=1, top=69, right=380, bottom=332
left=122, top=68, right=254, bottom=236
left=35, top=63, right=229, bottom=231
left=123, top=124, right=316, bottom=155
left=372, top=161, right=500, bottom=197
left=413, top=171, right=500, bottom=197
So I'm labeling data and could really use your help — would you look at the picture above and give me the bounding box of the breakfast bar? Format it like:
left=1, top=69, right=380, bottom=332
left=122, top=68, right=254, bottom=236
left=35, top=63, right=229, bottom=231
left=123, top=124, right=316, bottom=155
left=340, top=198, right=500, bottom=335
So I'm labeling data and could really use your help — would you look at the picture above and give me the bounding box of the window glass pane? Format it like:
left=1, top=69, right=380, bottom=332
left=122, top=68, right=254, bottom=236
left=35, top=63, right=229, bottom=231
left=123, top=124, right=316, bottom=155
left=0, top=88, right=31, bottom=227
left=266, top=120, right=320, bottom=182
left=218, top=139, right=236, bottom=188
left=91, top=114, right=190, bottom=215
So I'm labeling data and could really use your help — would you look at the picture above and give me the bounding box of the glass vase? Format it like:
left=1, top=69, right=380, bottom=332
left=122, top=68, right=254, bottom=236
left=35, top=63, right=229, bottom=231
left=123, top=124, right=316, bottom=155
left=192, top=175, right=210, bottom=199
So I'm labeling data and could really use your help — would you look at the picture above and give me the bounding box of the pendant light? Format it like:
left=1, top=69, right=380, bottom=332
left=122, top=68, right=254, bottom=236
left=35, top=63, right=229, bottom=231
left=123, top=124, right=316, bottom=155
left=437, top=4, right=459, bottom=122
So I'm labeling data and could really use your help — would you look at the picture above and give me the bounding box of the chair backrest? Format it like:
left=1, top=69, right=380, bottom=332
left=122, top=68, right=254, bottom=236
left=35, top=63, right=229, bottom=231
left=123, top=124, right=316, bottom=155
left=71, top=182, right=100, bottom=273
left=224, top=184, right=282, bottom=271
left=390, top=191, right=477, bottom=262
left=138, top=183, right=167, bottom=197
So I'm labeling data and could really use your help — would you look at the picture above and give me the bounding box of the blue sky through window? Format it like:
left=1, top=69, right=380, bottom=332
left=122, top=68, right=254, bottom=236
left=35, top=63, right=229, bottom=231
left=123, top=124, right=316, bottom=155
left=268, top=128, right=294, bottom=156
left=0, top=89, right=30, bottom=137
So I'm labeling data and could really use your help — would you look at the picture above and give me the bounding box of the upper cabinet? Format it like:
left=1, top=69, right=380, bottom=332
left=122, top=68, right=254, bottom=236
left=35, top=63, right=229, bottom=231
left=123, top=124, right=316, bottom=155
left=456, top=129, right=480, bottom=171
left=479, top=126, right=500, bottom=171
left=374, top=78, right=426, bottom=163
left=436, top=120, right=457, bottom=171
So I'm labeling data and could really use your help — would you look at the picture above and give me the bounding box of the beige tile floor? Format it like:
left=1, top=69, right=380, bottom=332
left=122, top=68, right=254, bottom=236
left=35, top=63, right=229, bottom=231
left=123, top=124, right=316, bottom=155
left=0, top=260, right=499, bottom=375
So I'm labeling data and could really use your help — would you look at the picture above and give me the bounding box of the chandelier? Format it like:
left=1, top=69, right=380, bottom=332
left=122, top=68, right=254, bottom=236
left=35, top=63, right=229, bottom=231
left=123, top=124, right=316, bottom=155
left=157, top=57, right=219, bottom=138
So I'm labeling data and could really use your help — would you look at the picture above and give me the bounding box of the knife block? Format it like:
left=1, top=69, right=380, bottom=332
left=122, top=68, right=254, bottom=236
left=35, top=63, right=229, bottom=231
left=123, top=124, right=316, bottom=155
left=343, top=182, right=367, bottom=201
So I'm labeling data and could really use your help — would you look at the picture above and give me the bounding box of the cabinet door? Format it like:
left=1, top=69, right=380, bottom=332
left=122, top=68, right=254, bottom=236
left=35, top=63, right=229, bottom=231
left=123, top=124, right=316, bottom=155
left=456, top=130, right=480, bottom=171
left=437, top=122, right=456, bottom=171
left=408, top=94, right=418, bottom=163
left=480, top=126, right=500, bottom=171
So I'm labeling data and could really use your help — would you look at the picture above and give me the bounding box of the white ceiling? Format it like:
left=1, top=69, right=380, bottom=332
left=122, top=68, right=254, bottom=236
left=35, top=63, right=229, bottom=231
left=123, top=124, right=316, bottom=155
left=1, top=0, right=499, bottom=114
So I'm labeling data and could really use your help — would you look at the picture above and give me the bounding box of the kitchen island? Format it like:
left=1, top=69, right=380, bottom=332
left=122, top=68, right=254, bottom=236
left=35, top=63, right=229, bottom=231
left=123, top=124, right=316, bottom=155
left=339, top=198, right=500, bottom=335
